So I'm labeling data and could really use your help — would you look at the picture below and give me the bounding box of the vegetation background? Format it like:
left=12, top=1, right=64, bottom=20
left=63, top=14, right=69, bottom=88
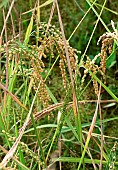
left=0, top=0, right=118, bottom=169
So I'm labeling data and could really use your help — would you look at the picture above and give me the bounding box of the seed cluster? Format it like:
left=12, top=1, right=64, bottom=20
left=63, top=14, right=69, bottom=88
left=59, top=56, right=67, bottom=89
left=30, top=23, right=79, bottom=106
left=98, top=21, right=118, bottom=78
left=98, top=33, right=114, bottom=82
left=81, top=54, right=104, bottom=95
left=81, top=22, right=118, bottom=95
left=37, top=23, right=79, bottom=89
left=0, top=23, right=79, bottom=107
left=19, top=141, right=41, bottom=165
left=30, top=46, right=50, bottom=107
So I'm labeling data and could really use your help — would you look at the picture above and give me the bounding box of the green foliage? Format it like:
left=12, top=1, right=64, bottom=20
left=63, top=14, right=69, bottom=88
left=0, top=0, right=9, bottom=8
left=0, top=0, right=118, bottom=170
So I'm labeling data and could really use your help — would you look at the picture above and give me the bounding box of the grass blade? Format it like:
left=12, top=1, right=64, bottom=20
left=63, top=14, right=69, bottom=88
left=24, top=15, right=33, bottom=45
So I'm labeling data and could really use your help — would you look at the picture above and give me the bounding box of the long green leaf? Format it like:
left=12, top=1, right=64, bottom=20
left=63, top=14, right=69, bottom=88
left=55, top=157, right=118, bottom=165
left=24, top=15, right=33, bottom=45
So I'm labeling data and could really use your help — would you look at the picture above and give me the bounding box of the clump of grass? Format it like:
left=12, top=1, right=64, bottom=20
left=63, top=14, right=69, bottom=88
left=0, top=0, right=118, bottom=170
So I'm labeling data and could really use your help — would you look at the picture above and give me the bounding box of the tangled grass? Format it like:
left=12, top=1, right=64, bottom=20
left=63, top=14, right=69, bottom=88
left=0, top=0, right=118, bottom=170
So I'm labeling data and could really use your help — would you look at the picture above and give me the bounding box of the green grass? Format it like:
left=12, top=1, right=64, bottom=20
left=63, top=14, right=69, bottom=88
left=0, top=0, right=118, bottom=169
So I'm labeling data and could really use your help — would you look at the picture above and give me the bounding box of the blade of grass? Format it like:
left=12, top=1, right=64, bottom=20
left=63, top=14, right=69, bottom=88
left=19, top=150, right=26, bottom=170
left=81, top=0, right=107, bottom=60
left=30, top=113, right=47, bottom=168
left=68, top=0, right=97, bottom=41
left=86, top=0, right=110, bottom=32
left=89, top=71, right=118, bottom=102
left=0, top=80, right=41, bottom=168
left=22, top=0, right=54, bottom=15
left=24, top=115, right=118, bottom=137
left=99, top=96, right=103, bottom=170
left=3, top=9, right=9, bottom=108
left=24, top=15, right=33, bottom=45
left=77, top=83, right=101, bottom=170
left=46, top=85, right=58, bottom=103
left=65, top=117, right=80, bottom=142
left=0, top=83, right=28, bottom=111
left=45, top=87, right=71, bottom=161
left=90, top=1, right=118, bottom=15
left=6, top=58, right=18, bottom=129
left=54, top=157, right=118, bottom=165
